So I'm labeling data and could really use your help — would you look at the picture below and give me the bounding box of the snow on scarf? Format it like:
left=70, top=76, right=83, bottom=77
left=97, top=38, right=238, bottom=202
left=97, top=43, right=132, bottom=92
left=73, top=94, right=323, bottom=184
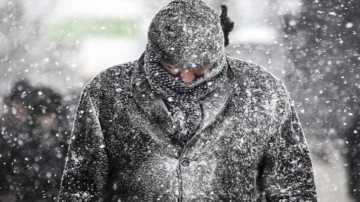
left=144, top=0, right=227, bottom=145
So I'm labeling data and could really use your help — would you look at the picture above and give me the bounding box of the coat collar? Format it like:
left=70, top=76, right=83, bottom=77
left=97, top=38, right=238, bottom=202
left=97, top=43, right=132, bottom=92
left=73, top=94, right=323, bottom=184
left=130, top=54, right=236, bottom=150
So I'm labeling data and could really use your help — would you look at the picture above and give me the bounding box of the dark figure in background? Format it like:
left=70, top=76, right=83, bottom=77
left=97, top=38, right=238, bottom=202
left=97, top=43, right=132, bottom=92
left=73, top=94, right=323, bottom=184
left=345, top=115, right=360, bottom=201
left=59, top=0, right=317, bottom=201
left=0, top=80, right=70, bottom=202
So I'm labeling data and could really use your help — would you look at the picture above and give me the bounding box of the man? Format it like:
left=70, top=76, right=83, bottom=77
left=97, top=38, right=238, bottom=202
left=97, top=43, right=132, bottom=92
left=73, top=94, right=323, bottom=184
left=59, top=0, right=317, bottom=201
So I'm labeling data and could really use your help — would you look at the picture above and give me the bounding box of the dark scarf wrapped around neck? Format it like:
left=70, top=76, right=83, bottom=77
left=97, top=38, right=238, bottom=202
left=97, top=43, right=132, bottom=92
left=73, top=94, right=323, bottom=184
left=144, top=44, right=228, bottom=146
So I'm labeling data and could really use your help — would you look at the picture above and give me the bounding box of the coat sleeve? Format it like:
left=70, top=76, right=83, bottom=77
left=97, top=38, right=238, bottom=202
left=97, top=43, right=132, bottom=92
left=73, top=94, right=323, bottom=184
left=58, top=88, right=109, bottom=202
left=261, top=97, right=317, bottom=201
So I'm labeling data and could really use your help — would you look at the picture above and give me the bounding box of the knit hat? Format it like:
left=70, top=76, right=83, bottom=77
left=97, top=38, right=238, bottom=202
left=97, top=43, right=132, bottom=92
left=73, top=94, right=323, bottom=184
left=148, top=0, right=225, bottom=69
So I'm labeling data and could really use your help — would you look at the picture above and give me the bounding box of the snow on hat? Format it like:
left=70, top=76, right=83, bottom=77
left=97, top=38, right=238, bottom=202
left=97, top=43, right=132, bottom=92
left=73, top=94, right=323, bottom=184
left=148, top=0, right=225, bottom=68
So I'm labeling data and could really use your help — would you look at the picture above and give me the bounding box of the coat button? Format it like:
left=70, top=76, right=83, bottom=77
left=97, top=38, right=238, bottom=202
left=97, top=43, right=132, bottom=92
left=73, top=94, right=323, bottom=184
left=181, top=158, right=190, bottom=167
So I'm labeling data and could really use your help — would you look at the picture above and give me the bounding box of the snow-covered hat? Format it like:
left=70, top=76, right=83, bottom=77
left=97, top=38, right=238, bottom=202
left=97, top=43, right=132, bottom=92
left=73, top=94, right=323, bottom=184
left=148, top=0, right=225, bottom=68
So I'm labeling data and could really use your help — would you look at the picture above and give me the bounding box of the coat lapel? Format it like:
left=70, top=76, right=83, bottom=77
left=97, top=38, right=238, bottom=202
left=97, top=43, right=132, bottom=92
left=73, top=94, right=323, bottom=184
left=185, top=62, right=236, bottom=149
left=131, top=57, right=177, bottom=136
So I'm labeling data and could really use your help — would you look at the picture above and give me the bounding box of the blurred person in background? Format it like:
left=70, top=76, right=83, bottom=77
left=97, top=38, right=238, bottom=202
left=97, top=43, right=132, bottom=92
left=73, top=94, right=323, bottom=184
left=59, top=0, right=317, bottom=201
left=0, top=79, right=70, bottom=202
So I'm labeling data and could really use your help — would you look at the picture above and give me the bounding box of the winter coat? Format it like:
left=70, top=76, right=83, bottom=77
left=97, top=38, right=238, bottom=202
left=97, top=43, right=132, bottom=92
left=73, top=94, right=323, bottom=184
left=59, top=56, right=317, bottom=202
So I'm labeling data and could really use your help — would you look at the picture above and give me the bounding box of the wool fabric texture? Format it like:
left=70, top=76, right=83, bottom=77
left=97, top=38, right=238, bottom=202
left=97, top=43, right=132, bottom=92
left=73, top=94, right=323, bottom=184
left=58, top=57, right=318, bottom=201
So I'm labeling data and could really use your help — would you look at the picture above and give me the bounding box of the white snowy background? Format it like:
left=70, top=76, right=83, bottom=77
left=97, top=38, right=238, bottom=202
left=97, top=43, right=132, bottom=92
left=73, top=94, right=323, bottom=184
left=0, top=0, right=358, bottom=201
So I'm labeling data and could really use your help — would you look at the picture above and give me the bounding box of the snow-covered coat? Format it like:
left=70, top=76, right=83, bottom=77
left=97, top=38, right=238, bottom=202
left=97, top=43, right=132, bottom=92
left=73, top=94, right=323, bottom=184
left=58, top=55, right=317, bottom=202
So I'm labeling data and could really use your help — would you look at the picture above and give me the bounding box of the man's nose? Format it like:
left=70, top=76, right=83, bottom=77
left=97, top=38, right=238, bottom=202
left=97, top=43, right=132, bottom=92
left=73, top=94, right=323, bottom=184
left=179, top=69, right=196, bottom=83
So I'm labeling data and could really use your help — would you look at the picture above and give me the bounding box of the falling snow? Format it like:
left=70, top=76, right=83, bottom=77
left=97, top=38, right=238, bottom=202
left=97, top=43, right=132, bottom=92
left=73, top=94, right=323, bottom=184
left=1, top=0, right=359, bottom=201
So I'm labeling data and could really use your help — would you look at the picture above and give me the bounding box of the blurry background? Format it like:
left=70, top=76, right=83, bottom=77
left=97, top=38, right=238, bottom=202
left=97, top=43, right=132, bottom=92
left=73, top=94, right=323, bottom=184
left=1, top=0, right=359, bottom=201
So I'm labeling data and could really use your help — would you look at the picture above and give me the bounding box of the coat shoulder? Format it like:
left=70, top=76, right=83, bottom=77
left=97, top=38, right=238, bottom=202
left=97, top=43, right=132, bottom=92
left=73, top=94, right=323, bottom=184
left=83, top=60, right=136, bottom=98
left=226, top=56, right=293, bottom=120
left=78, top=60, right=137, bottom=112
left=227, top=56, right=290, bottom=99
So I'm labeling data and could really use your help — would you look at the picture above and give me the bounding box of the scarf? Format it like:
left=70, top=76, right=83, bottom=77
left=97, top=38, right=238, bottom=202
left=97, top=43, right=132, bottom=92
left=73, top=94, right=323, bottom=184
left=144, top=44, right=228, bottom=146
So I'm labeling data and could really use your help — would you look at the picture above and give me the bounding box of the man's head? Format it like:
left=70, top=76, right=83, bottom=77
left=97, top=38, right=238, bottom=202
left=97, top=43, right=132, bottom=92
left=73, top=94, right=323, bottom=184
left=147, top=0, right=225, bottom=83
